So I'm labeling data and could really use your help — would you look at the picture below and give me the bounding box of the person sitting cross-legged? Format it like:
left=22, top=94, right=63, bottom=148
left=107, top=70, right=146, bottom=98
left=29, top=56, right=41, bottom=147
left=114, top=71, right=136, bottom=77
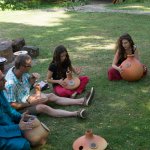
left=5, top=54, right=94, bottom=118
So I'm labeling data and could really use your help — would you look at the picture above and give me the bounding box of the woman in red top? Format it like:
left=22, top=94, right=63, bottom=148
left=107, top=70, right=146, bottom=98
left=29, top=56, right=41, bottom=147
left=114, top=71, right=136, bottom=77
left=108, top=33, right=147, bottom=81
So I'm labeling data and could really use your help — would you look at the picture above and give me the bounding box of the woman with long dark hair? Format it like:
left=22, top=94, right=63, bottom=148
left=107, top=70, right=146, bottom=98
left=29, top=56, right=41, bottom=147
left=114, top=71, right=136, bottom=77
left=108, top=33, right=147, bottom=81
left=47, top=45, right=93, bottom=98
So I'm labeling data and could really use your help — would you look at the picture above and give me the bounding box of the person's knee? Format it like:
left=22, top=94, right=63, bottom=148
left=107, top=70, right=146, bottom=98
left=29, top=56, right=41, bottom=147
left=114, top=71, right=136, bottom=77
left=47, top=93, right=56, bottom=99
left=80, top=76, right=89, bottom=83
left=108, top=68, right=116, bottom=80
left=58, top=90, right=68, bottom=97
left=85, top=76, right=89, bottom=82
left=36, top=104, right=49, bottom=113
left=55, top=88, right=69, bottom=97
left=5, top=138, right=31, bottom=150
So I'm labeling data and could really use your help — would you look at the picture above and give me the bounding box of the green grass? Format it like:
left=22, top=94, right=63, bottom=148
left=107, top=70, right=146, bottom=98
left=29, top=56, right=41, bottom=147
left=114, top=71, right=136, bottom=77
left=0, top=9, right=150, bottom=150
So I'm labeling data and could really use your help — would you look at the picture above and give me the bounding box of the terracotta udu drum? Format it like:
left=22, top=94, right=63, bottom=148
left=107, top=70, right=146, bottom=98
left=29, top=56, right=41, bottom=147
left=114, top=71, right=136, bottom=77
left=63, top=71, right=80, bottom=90
left=120, top=54, right=144, bottom=81
left=73, top=129, right=108, bottom=150
left=24, top=117, right=50, bottom=146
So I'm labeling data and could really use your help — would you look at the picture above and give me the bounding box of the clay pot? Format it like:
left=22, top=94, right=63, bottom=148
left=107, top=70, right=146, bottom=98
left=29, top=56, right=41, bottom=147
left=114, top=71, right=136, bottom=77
left=120, top=54, right=144, bottom=81
left=63, top=71, right=80, bottom=90
left=73, top=130, right=108, bottom=150
left=24, top=117, right=50, bottom=146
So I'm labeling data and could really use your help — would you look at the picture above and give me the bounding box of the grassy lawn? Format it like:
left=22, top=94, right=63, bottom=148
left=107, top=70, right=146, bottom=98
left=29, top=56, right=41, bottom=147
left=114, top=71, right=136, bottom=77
left=0, top=9, right=150, bottom=150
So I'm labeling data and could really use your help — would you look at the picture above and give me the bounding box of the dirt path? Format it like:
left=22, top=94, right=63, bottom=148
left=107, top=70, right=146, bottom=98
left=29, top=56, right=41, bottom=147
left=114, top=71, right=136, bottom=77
left=67, top=1, right=150, bottom=15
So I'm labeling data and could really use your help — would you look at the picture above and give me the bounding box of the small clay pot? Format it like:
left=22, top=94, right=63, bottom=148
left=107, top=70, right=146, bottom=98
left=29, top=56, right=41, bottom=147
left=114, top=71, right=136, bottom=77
left=120, top=54, right=144, bottom=81
left=73, top=130, right=108, bottom=150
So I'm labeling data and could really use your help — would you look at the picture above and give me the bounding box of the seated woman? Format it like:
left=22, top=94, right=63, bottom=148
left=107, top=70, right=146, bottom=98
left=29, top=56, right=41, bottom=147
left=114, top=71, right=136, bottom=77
left=47, top=45, right=93, bottom=98
left=108, top=33, right=147, bottom=81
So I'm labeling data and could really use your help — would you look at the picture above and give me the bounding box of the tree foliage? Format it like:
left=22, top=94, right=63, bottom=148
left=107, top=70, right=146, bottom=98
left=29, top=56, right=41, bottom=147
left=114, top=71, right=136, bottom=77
left=0, top=0, right=82, bottom=10
left=0, top=0, right=41, bottom=10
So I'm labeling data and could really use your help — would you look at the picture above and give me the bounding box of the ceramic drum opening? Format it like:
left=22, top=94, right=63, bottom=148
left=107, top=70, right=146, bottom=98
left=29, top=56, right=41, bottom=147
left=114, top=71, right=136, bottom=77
left=63, top=77, right=80, bottom=90
left=68, top=80, right=75, bottom=86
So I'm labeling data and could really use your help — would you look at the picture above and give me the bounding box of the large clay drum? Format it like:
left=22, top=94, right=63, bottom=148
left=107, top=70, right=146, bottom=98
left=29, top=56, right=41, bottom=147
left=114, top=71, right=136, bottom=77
left=120, top=55, right=144, bottom=81
left=73, top=130, right=108, bottom=150
left=63, top=71, right=80, bottom=90
left=63, top=77, right=80, bottom=90
left=24, top=117, right=50, bottom=146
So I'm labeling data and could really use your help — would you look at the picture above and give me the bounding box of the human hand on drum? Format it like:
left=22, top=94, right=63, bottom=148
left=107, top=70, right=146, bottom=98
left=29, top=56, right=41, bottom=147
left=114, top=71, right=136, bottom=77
left=19, top=112, right=36, bottom=130
left=59, top=79, right=67, bottom=87
left=118, top=66, right=123, bottom=73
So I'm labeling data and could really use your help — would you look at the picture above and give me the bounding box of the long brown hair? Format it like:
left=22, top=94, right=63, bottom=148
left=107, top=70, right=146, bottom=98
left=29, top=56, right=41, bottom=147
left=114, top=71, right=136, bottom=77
left=51, top=45, right=71, bottom=77
left=116, top=33, right=135, bottom=62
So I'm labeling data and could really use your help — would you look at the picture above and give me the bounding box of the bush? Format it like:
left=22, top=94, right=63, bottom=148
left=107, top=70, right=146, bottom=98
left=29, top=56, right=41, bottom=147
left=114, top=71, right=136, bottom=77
left=0, top=0, right=41, bottom=10
left=61, top=0, right=89, bottom=9
left=24, top=0, right=41, bottom=8
left=0, top=0, right=90, bottom=10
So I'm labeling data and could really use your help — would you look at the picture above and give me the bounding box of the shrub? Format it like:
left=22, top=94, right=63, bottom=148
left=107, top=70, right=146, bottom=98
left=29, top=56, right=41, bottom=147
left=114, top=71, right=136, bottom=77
left=0, top=0, right=41, bottom=10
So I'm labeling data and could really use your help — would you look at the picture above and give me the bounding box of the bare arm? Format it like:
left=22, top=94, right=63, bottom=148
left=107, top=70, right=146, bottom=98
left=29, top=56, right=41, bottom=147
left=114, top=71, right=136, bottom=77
left=46, top=71, right=68, bottom=87
left=112, top=50, right=122, bottom=72
left=71, top=66, right=81, bottom=75
left=46, top=70, right=60, bottom=84
left=19, top=112, right=36, bottom=130
left=71, top=66, right=77, bottom=74
left=10, top=102, right=30, bottom=110
left=10, top=94, right=49, bottom=110
left=134, top=48, right=140, bottom=60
